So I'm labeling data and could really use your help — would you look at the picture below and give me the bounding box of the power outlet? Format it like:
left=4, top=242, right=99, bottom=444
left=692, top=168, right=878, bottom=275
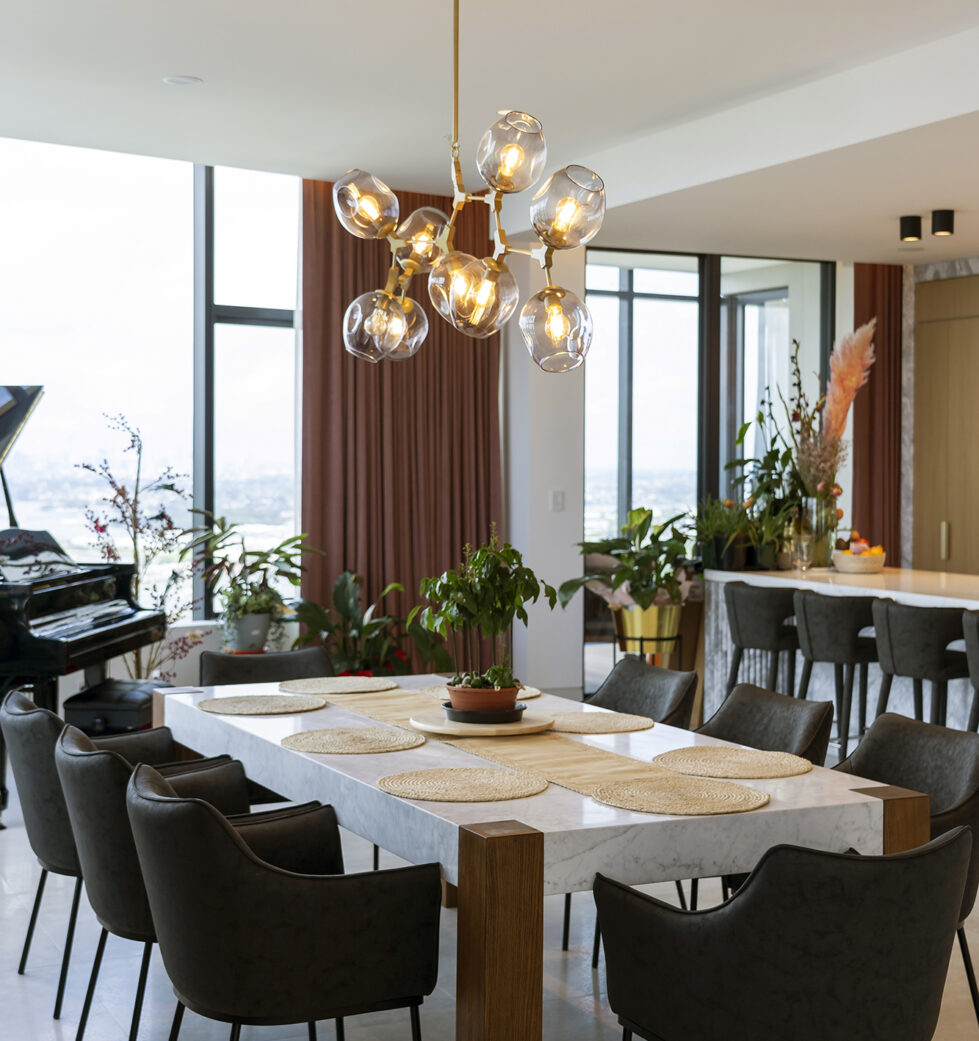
left=549, top=489, right=565, bottom=512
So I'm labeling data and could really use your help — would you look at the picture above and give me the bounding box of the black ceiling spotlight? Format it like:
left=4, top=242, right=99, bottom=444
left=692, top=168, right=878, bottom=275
left=900, top=215, right=922, bottom=242
left=932, top=209, right=955, bottom=236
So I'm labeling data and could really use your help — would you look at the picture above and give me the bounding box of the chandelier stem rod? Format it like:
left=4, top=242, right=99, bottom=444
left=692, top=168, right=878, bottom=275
left=452, top=0, right=460, bottom=151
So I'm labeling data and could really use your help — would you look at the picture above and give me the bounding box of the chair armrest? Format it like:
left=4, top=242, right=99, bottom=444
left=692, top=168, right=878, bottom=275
left=162, top=758, right=250, bottom=816
left=93, top=726, right=175, bottom=766
left=230, top=802, right=344, bottom=875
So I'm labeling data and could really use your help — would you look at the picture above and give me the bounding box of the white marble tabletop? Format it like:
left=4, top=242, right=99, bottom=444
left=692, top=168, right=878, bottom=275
left=705, top=565, right=979, bottom=609
left=161, top=674, right=886, bottom=894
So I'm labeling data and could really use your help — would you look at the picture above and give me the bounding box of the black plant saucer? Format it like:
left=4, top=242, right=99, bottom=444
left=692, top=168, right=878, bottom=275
left=442, top=701, right=527, bottom=725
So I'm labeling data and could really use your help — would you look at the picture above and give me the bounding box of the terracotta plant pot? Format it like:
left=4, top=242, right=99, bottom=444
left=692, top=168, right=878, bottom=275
left=446, top=685, right=519, bottom=712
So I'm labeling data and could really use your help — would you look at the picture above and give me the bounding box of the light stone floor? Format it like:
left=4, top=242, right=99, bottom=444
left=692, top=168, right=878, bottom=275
left=1, top=777, right=977, bottom=1040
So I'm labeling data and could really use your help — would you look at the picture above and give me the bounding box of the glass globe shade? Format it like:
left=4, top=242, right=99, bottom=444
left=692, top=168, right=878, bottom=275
left=530, top=165, right=606, bottom=249
left=428, top=250, right=476, bottom=324
left=475, top=111, right=547, bottom=194
left=333, top=169, right=400, bottom=239
left=519, top=286, right=593, bottom=372
left=386, top=298, right=429, bottom=360
left=394, top=207, right=448, bottom=274
left=430, top=255, right=517, bottom=339
left=343, top=290, right=407, bottom=363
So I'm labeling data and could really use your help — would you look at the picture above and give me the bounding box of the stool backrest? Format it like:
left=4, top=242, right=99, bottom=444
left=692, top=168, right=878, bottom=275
left=873, top=600, right=964, bottom=679
left=724, top=582, right=798, bottom=650
left=199, top=646, right=334, bottom=686
left=965, top=611, right=979, bottom=691
left=589, top=658, right=697, bottom=728
left=794, top=590, right=877, bottom=663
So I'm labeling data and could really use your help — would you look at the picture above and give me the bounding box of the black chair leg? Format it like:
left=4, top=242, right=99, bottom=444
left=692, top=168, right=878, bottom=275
left=876, top=672, right=893, bottom=717
left=786, top=650, right=796, bottom=698
left=128, top=941, right=153, bottom=1041
left=689, top=878, right=699, bottom=910
left=623, top=1029, right=633, bottom=1040
left=18, top=868, right=47, bottom=974
left=229, top=1025, right=241, bottom=1041
left=913, top=678, right=924, bottom=721
left=561, top=892, right=571, bottom=950
left=797, top=658, right=813, bottom=700
left=75, top=928, right=107, bottom=1041
left=833, top=664, right=844, bottom=746
left=931, top=680, right=947, bottom=727
left=839, top=664, right=855, bottom=760
left=673, top=880, right=687, bottom=910
left=765, top=651, right=779, bottom=693
left=410, top=1004, right=422, bottom=1041
left=726, top=647, right=743, bottom=697
left=970, top=686, right=979, bottom=733
left=959, top=928, right=979, bottom=1027
left=858, top=662, right=868, bottom=735
left=308, top=1022, right=317, bottom=1041
left=168, top=1003, right=184, bottom=1041
left=372, top=844, right=379, bottom=871
left=335, top=1017, right=345, bottom=1041
left=54, top=876, right=83, bottom=1019
left=720, top=877, right=731, bottom=901
left=592, top=916, right=601, bottom=969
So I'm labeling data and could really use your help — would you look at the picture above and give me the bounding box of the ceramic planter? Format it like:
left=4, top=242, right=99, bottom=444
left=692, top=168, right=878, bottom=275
left=231, top=613, right=271, bottom=652
left=446, top=684, right=519, bottom=712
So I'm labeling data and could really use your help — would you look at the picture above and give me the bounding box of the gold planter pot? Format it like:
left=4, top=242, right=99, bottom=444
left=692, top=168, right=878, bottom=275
left=610, top=603, right=683, bottom=663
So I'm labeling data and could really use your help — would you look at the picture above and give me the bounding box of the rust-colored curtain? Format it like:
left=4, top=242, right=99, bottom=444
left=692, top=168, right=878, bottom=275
left=300, top=180, right=502, bottom=638
left=852, top=263, right=903, bottom=556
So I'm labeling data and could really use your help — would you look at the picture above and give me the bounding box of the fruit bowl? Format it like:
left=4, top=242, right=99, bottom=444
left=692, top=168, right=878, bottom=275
left=832, top=549, right=886, bottom=574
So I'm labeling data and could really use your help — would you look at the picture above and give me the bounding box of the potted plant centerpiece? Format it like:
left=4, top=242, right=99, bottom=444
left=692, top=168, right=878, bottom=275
left=559, top=507, right=689, bottom=658
left=182, top=514, right=315, bottom=651
left=409, top=531, right=556, bottom=714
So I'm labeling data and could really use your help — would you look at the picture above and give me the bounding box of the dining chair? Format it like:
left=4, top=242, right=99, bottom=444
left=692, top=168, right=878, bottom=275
left=723, top=581, right=800, bottom=695
left=199, top=645, right=334, bottom=685
left=836, top=712, right=979, bottom=1025
left=126, top=763, right=442, bottom=1041
left=564, top=659, right=698, bottom=957
left=964, top=610, right=979, bottom=731
left=595, top=829, right=972, bottom=1041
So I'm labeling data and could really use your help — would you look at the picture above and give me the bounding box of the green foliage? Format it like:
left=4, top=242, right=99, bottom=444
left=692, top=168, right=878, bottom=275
left=408, top=529, right=556, bottom=683
left=694, top=497, right=751, bottom=549
left=294, top=570, right=453, bottom=675
left=450, top=664, right=516, bottom=689
left=558, top=507, right=688, bottom=611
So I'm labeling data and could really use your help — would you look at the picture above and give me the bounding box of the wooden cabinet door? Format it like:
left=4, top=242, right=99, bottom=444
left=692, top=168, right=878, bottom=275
left=947, top=318, right=979, bottom=574
left=912, top=320, right=949, bottom=571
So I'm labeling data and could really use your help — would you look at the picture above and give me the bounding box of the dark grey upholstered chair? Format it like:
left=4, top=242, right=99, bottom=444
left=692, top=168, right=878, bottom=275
left=55, top=724, right=260, bottom=1041
left=565, top=659, right=698, bottom=957
left=698, top=683, right=834, bottom=766
left=587, top=657, right=698, bottom=729
left=594, top=828, right=972, bottom=1041
left=836, top=712, right=979, bottom=1024
left=965, top=611, right=979, bottom=731
left=126, top=765, right=441, bottom=1041
left=873, top=599, right=969, bottom=727
left=723, top=581, right=800, bottom=696
left=794, top=590, right=878, bottom=758
left=199, top=646, right=334, bottom=686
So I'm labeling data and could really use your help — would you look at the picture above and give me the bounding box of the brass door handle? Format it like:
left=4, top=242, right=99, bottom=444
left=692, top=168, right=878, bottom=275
left=940, top=521, right=950, bottom=561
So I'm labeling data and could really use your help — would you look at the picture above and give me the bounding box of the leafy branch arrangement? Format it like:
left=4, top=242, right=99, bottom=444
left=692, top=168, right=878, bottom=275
left=409, top=529, right=556, bottom=689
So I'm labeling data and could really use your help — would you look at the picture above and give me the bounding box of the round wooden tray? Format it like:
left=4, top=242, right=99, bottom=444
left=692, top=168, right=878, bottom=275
left=408, top=709, right=554, bottom=737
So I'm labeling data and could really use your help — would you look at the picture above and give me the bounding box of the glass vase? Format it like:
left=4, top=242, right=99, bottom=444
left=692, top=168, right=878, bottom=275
left=798, top=495, right=837, bottom=568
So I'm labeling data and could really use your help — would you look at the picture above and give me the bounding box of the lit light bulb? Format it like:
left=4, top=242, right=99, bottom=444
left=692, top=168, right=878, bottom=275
left=429, top=253, right=518, bottom=338
left=498, top=143, right=524, bottom=179
left=551, top=198, right=580, bottom=237
left=530, top=165, right=606, bottom=249
left=333, top=170, right=399, bottom=239
left=519, top=286, right=593, bottom=372
left=387, top=298, right=429, bottom=361
left=476, top=111, right=547, bottom=193
left=395, top=207, right=448, bottom=274
left=364, top=304, right=404, bottom=342
left=545, top=303, right=571, bottom=342
left=343, top=290, right=407, bottom=362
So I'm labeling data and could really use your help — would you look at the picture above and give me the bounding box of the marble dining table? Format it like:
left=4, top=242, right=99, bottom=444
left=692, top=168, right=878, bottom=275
left=154, top=674, right=929, bottom=1041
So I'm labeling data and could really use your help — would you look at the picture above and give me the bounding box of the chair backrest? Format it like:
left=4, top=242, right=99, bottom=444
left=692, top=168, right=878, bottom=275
left=873, top=599, right=965, bottom=678
left=0, top=689, right=78, bottom=875
left=698, top=683, right=833, bottom=765
left=595, top=829, right=971, bottom=1041
left=199, top=646, right=334, bottom=686
left=724, top=581, right=798, bottom=651
left=54, top=725, right=155, bottom=940
left=589, top=658, right=697, bottom=728
left=836, top=712, right=979, bottom=920
left=965, top=610, right=979, bottom=691
left=126, top=765, right=442, bottom=1023
left=794, top=590, right=877, bottom=663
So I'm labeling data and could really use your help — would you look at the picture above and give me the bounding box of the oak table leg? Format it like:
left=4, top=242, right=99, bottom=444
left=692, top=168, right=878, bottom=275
left=852, top=785, right=930, bottom=853
left=457, top=820, right=544, bottom=1041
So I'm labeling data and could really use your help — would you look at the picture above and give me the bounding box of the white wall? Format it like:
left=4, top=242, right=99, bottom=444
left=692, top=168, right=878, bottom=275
left=502, top=248, right=586, bottom=693
left=834, top=262, right=855, bottom=529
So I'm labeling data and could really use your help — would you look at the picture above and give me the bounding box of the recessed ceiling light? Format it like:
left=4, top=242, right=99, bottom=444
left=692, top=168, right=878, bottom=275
left=899, top=215, right=922, bottom=242
left=162, top=75, right=202, bottom=86
left=932, top=209, right=955, bottom=236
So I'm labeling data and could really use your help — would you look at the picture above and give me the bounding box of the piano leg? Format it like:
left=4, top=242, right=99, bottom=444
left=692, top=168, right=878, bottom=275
left=32, top=676, right=58, bottom=714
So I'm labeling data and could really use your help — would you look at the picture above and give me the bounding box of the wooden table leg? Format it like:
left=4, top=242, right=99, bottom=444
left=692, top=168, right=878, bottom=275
left=457, top=820, right=543, bottom=1041
left=852, top=785, right=930, bottom=853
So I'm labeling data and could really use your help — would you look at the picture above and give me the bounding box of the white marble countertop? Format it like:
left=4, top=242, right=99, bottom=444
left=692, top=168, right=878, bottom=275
left=705, top=566, right=979, bottom=609
left=161, top=674, right=886, bottom=894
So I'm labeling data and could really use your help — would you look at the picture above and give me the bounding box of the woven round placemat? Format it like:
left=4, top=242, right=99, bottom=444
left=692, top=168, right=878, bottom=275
left=377, top=767, right=548, bottom=802
left=551, top=712, right=654, bottom=734
left=281, top=727, right=425, bottom=755
left=279, top=676, right=399, bottom=695
left=198, top=694, right=326, bottom=716
left=592, top=774, right=770, bottom=816
left=415, top=684, right=542, bottom=701
left=651, top=746, right=812, bottom=779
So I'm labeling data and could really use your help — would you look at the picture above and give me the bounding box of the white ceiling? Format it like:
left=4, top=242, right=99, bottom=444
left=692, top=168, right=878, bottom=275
left=4, top=0, right=979, bottom=263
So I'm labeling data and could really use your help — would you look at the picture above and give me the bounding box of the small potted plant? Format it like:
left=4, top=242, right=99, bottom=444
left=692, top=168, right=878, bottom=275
left=409, top=530, right=556, bottom=713
left=558, top=507, right=689, bottom=656
left=182, top=513, right=315, bottom=651
left=694, top=497, right=751, bottom=571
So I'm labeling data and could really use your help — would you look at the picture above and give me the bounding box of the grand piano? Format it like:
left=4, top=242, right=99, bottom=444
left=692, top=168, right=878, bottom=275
left=0, top=386, right=166, bottom=823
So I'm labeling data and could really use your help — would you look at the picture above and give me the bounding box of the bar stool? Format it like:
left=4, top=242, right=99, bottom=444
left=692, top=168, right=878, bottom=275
left=793, top=590, right=878, bottom=759
left=873, top=600, right=969, bottom=726
left=723, top=582, right=800, bottom=696
left=965, top=610, right=979, bottom=731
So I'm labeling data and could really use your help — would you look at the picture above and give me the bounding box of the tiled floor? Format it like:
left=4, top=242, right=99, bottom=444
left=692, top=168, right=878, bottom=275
left=1, top=776, right=977, bottom=1040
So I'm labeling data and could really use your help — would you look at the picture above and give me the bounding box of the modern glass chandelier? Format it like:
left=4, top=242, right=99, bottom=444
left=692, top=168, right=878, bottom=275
left=332, top=0, right=606, bottom=373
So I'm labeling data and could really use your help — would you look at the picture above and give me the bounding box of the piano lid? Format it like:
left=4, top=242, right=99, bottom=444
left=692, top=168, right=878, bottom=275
left=0, top=386, right=43, bottom=467
left=0, top=528, right=82, bottom=582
